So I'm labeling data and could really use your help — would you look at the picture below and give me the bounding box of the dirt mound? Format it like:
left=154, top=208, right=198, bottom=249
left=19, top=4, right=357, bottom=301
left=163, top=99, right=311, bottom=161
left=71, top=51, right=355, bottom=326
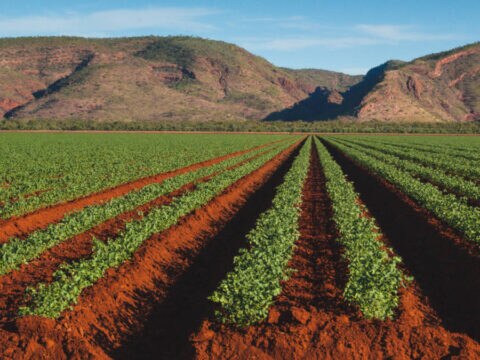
left=0, top=140, right=280, bottom=242
left=0, top=140, right=302, bottom=358
left=192, top=142, right=480, bottom=359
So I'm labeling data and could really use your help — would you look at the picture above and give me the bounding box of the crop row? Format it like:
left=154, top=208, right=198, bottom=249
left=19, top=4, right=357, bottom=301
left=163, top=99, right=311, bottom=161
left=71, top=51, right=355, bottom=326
left=19, top=139, right=299, bottom=318
left=351, top=135, right=480, bottom=152
left=0, top=141, right=293, bottom=276
left=360, top=139, right=480, bottom=163
left=339, top=137, right=480, bottom=181
left=210, top=138, right=311, bottom=326
left=332, top=138, right=480, bottom=204
left=0, top=133, right=289, bottom=219
left=315, top=138, right=407, bottom=319
left=325, top=137, right=480, bottom=244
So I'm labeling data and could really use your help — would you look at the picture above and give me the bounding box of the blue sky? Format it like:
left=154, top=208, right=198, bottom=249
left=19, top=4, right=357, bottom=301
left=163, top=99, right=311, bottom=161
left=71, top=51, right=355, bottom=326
left=0, top=1, right=478, bottom=74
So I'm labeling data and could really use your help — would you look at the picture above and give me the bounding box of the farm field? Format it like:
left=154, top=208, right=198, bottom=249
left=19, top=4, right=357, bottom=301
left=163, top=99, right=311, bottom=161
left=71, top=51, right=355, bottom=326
left=0, top=133, right=291, bottom=221
left=0, top=133, right=479, bottom=359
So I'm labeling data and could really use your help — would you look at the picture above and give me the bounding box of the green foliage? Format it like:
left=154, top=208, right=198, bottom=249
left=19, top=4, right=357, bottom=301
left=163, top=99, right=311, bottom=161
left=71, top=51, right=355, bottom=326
left=2, top=118, right=480, bottom=134
left=0, top=133, right=287, bottom=219
left=332, top=138, right=480, bottom=204
left=18, top=140, right=296, bottom=318
left=354, top=137, right=480, bottom=162
left=416, top=41, right=480, bottom=62
left=315, top=137, right=407, bottom=320
left=136, top=37, right=195, bottom=68
left=340, top=138, right=480, bottom=181
left=326, top=137, right=480, bottom=244
left=210, top=138, right=311, bottom=326
left=134, top=36, right=247, bottom=71
left=0, top=141, right=289, bottom=275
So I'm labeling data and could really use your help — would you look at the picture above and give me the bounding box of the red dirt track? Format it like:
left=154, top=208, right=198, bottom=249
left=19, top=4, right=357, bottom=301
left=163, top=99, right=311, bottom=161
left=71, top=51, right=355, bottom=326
left=0, top=139, right=286, bottom=243
left=193, top=142, right=480, bottom=359
left=0, top=138, right=303, bottom=358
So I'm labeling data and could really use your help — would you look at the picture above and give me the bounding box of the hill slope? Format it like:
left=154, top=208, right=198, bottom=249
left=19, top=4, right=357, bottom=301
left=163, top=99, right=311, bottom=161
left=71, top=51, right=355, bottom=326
left=267, top=42, right=480, bottom=122
left=0, top=36, right=361, bottom=122
left=356, top=43, right=480, bottom=122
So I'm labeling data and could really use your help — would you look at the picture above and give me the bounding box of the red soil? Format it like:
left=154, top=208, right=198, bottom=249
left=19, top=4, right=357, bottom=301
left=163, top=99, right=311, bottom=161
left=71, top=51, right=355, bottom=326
left=1, top=137, right=478, bottom=358
left=0, top=139, right=303, bottom=358
left=431, top=48, right=479, bottom=78
left=113, top=141, right=303, bottom=359
left=193, top=142, right=480, bottom=359
left=0, top=99, right=21, bottom=113
left=0, top=146, right=274, bottom=328
left=0, top=182, right=187, bottom=328
left=0, top=139, right=285, bottom=243
left=325, top=140, right=480, bottom=337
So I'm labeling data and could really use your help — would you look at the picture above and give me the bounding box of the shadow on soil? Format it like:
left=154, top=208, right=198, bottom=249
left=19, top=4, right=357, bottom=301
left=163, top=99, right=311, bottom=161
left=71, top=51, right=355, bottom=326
left=323, top=139, right=480, bottom=341
left=113, top=142, right=302, bottom=360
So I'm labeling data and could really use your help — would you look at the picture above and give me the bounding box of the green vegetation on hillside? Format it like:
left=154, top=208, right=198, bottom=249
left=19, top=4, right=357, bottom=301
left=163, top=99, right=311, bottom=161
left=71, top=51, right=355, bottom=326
left=0, top=35, right=361, bottom=122
left=0, top=36, right=478, bottom=124
left=136, top=37, right=196, bottom=68
left=416, top=41, right=480, bottom=62
left=1, top=118, right=479, bottom=133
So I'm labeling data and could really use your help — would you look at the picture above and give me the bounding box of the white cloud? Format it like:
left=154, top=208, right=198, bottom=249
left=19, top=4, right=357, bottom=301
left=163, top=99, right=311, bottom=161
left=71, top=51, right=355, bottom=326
left=239, top=16, right=328, bottom=31
left=340, top=67, right=369, bottom=75
left=0, top=7, right=219, bottom=37
left=238, top=36, right=380, bottom=51
left=237, top=23, right=456, bottom=52
left=356, top=24, right=455, bottom=41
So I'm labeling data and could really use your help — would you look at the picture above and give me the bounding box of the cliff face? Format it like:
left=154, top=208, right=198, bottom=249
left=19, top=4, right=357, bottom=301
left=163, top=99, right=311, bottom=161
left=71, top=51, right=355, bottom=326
left=2, top=37, right=477, bottom=123
left=265, top=42, right=480, bottom=123
left=0, top=37, right=360, bottom=122
left=356, top=44, right=480, bottom=122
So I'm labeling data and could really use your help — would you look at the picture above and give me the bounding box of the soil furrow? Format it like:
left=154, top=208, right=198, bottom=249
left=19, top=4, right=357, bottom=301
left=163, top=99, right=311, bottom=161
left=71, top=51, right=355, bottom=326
left=113, top=139, right=302, bottom=360
left=193, top=140, right=350, bottom=359
left=0, top=187, right=184, bottom=328
left=323, top=139, right=480, bottom=341
left=0, top=139, right=303, bottom=359
left=192, top=141, right=480, bottom=359
left=0, top=139, right=286, bottom=243
left=0, top=147, right=273, bottom=329
left=337, top=140, right=480, bottom=207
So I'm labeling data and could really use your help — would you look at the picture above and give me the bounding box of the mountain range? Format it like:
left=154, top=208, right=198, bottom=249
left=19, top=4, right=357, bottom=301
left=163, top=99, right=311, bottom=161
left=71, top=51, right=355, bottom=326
left=0, top=36, right=478, bottom=123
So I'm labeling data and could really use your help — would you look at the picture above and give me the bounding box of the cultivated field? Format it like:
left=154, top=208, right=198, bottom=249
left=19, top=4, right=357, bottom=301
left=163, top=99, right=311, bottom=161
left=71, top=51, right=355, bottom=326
left=0, top=133, right=479, bottom=359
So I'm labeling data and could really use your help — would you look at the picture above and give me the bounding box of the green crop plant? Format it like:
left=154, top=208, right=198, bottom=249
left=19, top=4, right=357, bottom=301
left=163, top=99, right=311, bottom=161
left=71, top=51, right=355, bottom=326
left=325, top=137, right=480, bottom=245
left=315, top=137, right=408, bottom=320
left=0, top=141, right=293, bottom=276
left=210, top=138, right=311, bottom=326
left=19, top=139, right=299, bottom=318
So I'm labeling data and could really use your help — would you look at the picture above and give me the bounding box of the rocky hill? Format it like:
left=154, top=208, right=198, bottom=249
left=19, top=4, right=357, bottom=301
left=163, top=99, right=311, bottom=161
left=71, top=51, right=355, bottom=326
left=0, top=36, right=361, bottom=122
left=1, top=36, right=478, bottom=123
left=267, top=42, right=480, bottom=122
left=356, top=43, right=480, bottom=122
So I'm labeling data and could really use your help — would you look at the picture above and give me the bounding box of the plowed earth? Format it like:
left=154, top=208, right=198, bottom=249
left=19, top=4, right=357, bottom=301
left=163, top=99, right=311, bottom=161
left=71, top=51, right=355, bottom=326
left=192, top=142, right=480, bottom=359
left=0, top=146, right=274, bottom=329
left=1, top=138, right=479, bottom=359
left=0, top=138, right=286, bottom=243
left=0, top=139, right=303, bottom=358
